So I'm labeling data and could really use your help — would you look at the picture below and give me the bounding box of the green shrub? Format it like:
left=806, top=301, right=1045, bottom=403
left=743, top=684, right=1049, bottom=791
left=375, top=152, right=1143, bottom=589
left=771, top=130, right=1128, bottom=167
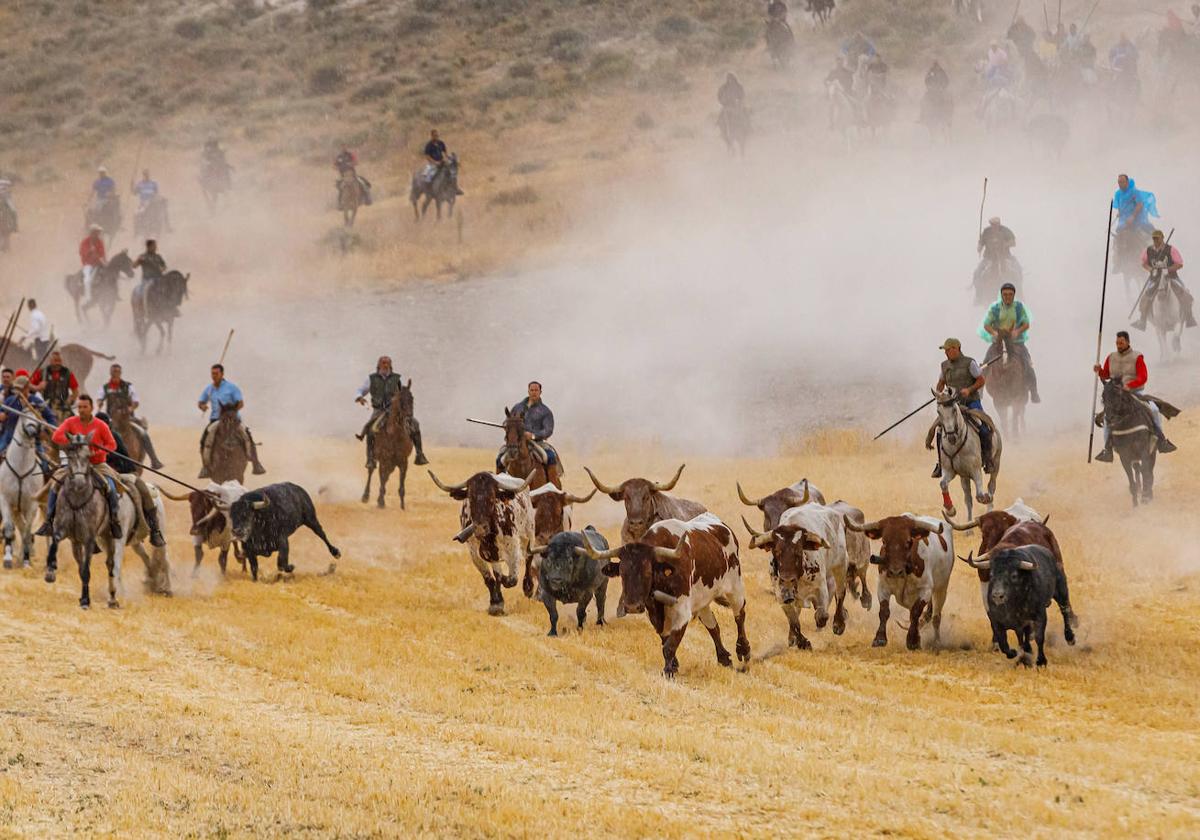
left=397, top=14, right=436, bottom=36
left=654, top=15, right=694, bottom=44
left=547, top=28, right=587, bottom=63
left=508, top=60, right=537, bottom=79
left=586, top=50, right=634, bottom=84
left=309, top=64, right=346, bottom=94
left=488, top=186, right=538, bottom=207
left=174, top=18, right=205, bottom=39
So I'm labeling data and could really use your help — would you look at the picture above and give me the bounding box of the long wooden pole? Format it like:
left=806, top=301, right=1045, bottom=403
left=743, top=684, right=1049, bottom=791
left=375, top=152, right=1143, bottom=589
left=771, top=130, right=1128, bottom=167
left=1087, top=201, right=1115, bottom=463
left=977, top=177, right=989, bottom=244
left=217, top=329, right=234, bottom=366
left=0, top=297, right=26, bottom=370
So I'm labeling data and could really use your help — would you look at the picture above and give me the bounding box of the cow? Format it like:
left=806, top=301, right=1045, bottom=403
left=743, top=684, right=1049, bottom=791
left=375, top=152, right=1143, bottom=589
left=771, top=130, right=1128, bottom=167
left=827, top=500, right=873, bottom=611
left=161, top=480, right=247, bottom=575
left=960, top=545, right=1068, bottom=667
left=743, top=502, right=848, bottom=650
left=844, top=513, right=954, bottom=650
left=735, top=478, right=826, bottom=530
left=429, top=470, right=535, bottom=616
left=229, top=482, right=341, bottom=581
left=583, top=464, right=706, bottom=543
left=579, top=512, right=750, bottom=679
left=529, top=526, right=610, bottom=636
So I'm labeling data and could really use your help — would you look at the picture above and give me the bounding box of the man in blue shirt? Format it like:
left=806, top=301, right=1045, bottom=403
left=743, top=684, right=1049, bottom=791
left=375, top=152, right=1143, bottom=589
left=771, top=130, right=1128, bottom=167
left=131, top=168, right=173, bottom=232
left=0, top=372, right=56, bottom=466
left=91, top=166, right=116, bottom=208
left=197, top=363, right=265, bottom=477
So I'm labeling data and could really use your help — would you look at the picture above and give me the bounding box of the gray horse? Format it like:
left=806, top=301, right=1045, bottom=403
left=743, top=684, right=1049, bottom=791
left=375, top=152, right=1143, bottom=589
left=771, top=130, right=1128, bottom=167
left=1, top=414, right=43, bottom=569
left=410, top=155, right=460, bottom=221
left=927, top=389, right=1001, bottom=520
left=1147, top=281, right=1185, bottom=361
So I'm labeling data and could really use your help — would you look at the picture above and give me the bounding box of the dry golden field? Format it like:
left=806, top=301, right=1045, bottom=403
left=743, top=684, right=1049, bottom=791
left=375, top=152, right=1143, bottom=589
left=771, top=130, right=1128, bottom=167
left=1, top=416, right=1199, bottom=838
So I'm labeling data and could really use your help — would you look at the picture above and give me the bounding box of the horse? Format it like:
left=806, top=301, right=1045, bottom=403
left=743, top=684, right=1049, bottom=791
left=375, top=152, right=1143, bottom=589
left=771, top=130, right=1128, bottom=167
left=928, top=389, right=1001, bottom=521
left=131, top=271, right=189, bottom=355
left=718, top=104, right=751, bottom=156
left=1146, top=278, right=1186, bottom=361
left=85, top=196, right=121, bottom=247
left=48, top=435, right=136, bottom=608
left=806, top=0, right=835, bottom=26
left=1, top=413, right=44, bottom=569
left=200, top=158, right=232, bottom=213
left=64, top=250, right=135, bottom=327
left=765, top=19, right=794, bottom=69
left=985, top=336, right=1029, bottom=438
left=362, top=383, right=415, bottom=510
left=973, top=254, right=1022, bottom=305
left=109, top=404, right=145, bottom=475
left=410, top=155, right=460, bottom=221
left=1099, top=378, right=1157, bottom=506
left=337, top=173, right=365, bottom=228
left=862, top=80, right=894, bottom=137
left=207, top=404, right=250, bottom=485
left=133, top=197, right=168, bottom=239
left=0, top=340, right=113, bottom=391
left=919, top=87, right=954, bottom=142
left=500, top=407, right=561, bottom=491
left=981, top=87, right=1020, bottom=133
left=826, top=83, right=863, bottom=146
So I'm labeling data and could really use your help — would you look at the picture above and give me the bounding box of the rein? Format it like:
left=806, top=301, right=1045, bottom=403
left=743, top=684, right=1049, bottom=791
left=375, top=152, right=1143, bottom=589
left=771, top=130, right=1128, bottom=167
left=938, top=401, right=970, bottom=462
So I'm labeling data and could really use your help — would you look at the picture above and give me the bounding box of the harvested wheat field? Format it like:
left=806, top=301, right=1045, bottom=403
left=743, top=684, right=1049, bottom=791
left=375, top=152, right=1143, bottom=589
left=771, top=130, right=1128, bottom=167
left=1, top=418, right=1198, bottom=838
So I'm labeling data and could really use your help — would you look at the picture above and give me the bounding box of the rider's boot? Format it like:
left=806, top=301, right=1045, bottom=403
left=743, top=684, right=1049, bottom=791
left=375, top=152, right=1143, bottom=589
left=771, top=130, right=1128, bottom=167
left=1131, top=296, right=1152, bottom=331
left=140, top=429, right=165, bottom=470
left=412, top=428, right=430, bottom=466
left=1158, top=435, right=1178, bottom=454
left=1095, top=445, right=1114, bottom=462
left=35, top=491, right=58, bottom=537
left=247, top=433, right=267, bottom=475
left=105, top=482, right=123, bottom=541
left=145, top=504, right=166, bottom=547
left=198, top=430, right=210, bottom=479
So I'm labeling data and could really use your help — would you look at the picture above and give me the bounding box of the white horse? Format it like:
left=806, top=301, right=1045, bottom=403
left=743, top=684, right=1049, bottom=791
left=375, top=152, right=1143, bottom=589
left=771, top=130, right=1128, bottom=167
left=1, top=414, right=43, bottom=569
left=1148, top=281, right=1185, bottom=361
left=927, top=390, right=1001, bottom=521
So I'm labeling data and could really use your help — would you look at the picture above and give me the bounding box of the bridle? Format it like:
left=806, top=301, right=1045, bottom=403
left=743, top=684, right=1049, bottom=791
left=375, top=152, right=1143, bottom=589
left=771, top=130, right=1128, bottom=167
left=937, top=396, right=970, bottom=461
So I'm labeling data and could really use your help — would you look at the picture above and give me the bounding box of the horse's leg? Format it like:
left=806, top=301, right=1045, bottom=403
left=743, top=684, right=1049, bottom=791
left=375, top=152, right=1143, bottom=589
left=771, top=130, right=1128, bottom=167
left=938, top=471, right=956, bottom=517
left=377, top=463, right=389, bottom=509
left=2, top=510, right=13, bottom=568
left=398, top=459, right=408, bottom=511
left=1121, top=454, right=1139, bottom=507
left=361, top=464, right=374, bottom=504
left=962, top=473, right=976, bottom=521
left=78, top=540, right=91, bottom=609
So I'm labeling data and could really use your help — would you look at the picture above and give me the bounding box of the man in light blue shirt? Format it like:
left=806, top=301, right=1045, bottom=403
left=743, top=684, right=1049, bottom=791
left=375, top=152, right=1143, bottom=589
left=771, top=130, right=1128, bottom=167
left=197, top=363, right=265, bottom=478
left=131, top=168, right=172, bottom=232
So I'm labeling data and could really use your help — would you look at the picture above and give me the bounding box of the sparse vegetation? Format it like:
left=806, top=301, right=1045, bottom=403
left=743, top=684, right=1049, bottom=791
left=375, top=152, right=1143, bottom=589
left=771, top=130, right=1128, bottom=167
left=654, top=14, right=695, bottom=44
left=488, top=185, right=539, bottom=206
left=309, top=64, right=347, bottom=95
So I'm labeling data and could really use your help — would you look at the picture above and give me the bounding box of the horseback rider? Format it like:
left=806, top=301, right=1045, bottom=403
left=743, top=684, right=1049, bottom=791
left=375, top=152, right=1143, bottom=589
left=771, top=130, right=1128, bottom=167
left=197, top=363, right=266, bottom=478
left=979, top=282, right=1041, bottom=403
left=36, top=394, right=125, bottom=542
left=131, top=169, right=173, bottom=233
left=1114, top=174, right=1158, bottom=237
left=495, top=381, right=558, bottom=474
left=422, top=130, right=447, bottom=184
left=924, top=59, right=949, bottom=92
left=840, top=31, right=877, bottom=66
left=24, top=299, right=51, bottom=361
left=1132, top=230, right=1197, bottom=330
left=202, top=139, right=229, bottom=169
left=99, top=363, right=166, bottom=470
left=0, top=371, right=55, bottom=465
left=718, top=72, right=745, bottom=110
left=979, top=41, right=1014, bottom=114
left=864, top=53, right=890, bottom=92
left=31, top=351, right=78, bottom=419
left=1093, top=331, right=1176, bottom=460
left=353, top=355, right=430, bottom=467
left=78, top=224, right=106, bottom=306
left=1006, top=15, right=1037, bottom=52
left=930, top=338, right=994, bottom=477
left=132, top=238, right=166, bottom=298
left=90, top=166, right=116, bottom=212
left=335, top=147, right=373, bottom=206
left=90, top=410, right=166, bottom=547
left=975, top=217, right=1021, bottom=287
left=766, top=0, right=788, bottom=24
left=1109, top=33, right=1140, bottom=78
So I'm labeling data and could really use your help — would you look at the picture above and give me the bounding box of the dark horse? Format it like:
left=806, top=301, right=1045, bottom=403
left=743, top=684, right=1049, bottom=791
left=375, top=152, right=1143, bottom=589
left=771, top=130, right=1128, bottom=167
left=985, top=334, right=1029, bottom=438
left=1099, top=378, right=1157, bottom=506
left=718, top=104, right=751, bottom=156
left=85, top=196, right=121, bottom=247
left=337, top=172, right=366, bottom=228
left=500, top=407, right=561, bottom=492
left=65, top=250, right=135, bottom=327
left=109, top=403, right=146, bottom=475
left=361, top=382, right=414, bottom=510
left=208, top=404, right=250, bottom=485
left=1113, top=224, right=1148, bottom=302
left=131, top=271, right=189, bottom=355
left=200, top=158, right=233, bottom=214
left=410, top=155, right=459, bottom=221
left=765, top=19, right=794, bottom=69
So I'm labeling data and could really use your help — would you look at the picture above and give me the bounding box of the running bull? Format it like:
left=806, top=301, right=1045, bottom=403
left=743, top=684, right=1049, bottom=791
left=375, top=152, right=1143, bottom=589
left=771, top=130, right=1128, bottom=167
left=229, top=482, right=341, bottom=581
left=529, top=526, right=610, bottom=636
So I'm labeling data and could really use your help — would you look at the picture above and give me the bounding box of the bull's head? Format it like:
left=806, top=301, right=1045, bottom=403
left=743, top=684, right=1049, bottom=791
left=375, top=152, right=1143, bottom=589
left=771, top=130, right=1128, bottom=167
left=530, top=486, right=596, bottom=544
left=230, top=491, right=270, bottom=541
left=584, top=464, right=684, bottom=541
left=845, top=514, right=942, bottom=579
left=430, top=470, right=533, bottom=540
left=743, top=517, right=827, bottom=604
left=577, top=533, right=682, bottom=615
left=737, top=480, right=811, bottom=530
left=961, top=549, right=1036, bottom=608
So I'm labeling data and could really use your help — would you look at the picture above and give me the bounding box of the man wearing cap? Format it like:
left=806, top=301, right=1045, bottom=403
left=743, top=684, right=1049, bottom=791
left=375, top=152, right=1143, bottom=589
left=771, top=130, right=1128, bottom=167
left=930, top=338, right=994, bottom=477
left=0, top=370, right=56, bottom=462
left=1093, top=330, right=1175, bottom=460
left=979, top=282, right=1040, bottom=403
left=79, top=224, right=106, bottom=305
left=353, top=355, right=430, bottom=467
left=974, top=216, right=1021, bottom=290
left=1132, top=229, right=1196, bottom=330
left=100, top=363, right=165, bottom=470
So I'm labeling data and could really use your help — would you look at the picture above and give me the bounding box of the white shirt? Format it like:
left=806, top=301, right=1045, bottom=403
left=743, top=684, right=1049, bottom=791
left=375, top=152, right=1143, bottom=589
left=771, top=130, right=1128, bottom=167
left=27, top=308, right=50, bottom=342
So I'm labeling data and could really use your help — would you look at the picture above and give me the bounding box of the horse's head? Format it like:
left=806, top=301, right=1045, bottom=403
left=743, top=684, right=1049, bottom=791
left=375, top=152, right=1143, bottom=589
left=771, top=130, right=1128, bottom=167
left=396, top=379, right=414, bottom=416
left=933, top=388, right=963, bottom=430
left=1101, top=378, right=1137, bottom=418
left=15, top=415, right=40, bottom=445
left=63, top=432, right=94, bottom=481
left=502, top=406, right=526, bottom=462
left=217, top=403, right=240, bottom=426
left=111, top=250, right=135, bottom=277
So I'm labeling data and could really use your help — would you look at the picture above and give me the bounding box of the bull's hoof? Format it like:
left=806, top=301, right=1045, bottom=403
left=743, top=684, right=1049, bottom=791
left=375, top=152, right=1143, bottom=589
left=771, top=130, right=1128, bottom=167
left=521, top=576, right=534, bottom=598
left=832, top=620, right=846, bottom=636
left=797, top=636, right=812, bottom=651
left=283, top=564, right=295, bottom=574
left=79, top=600, right=90, bottom=610
left=1036, top=656, right=1047, bottom=668
left=906, top=635, right=921, bottom=651
left=487, top=603, right=505, bottom=616
left=736, top=641, right=751, bottom=662
left=547, top=628, right=558, bottom=637
left=860, top=593, right=873, bottom=610
left=1005, top=649, right=1017, bottom=659
left=872, top=636, right=887, bottom=648
left=815, top=613, right=829, bottom=629
left=1017, top=653, right=1033, bottom=668
left=595, top=617, right=605, bottom=627
left=44, top=569, right=56, bottom=584
left=107, top=599, right=120, bottom=609
left=501, top=575, right=517, bottom=589
left=662, top=668, right=677, bottom=680
left=717, top=652, right=733, bottom=668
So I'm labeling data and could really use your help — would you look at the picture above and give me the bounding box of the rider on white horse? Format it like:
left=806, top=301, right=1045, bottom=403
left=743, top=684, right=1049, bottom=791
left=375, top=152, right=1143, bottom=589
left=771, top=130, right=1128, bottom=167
left=1131, top=229, right=1197, bottom=330
left=931, top=338, right=994, bottom=477
left=0, top=372, right=55, bottom=465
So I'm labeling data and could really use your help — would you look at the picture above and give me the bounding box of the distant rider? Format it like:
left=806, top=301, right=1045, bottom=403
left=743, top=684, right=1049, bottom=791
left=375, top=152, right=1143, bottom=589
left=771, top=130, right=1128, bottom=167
left=975, top=216, right=1021, bottom=287
left=1093, top=330, right=1175, bottom=460
left=930, top=338, right=994, bottom=476
left=78, top=224, right=106, bottom=306
left=24, top=299, right=51, bottom=361
left=979, top=282, right=1040, bottom=403
left=90, top=166, right=116, bottom=212
left=496, top=381, right=559, bottom=474
left=335, top=147, right=372, bottom=205
left=1132, top=230, right=1197, bottom=330
left=131, top=169, right=173, bottom=232
left=354, top=355, right=430, bottom=467
left=100, top=362, right=166, bottom=470
left=197, top=363, right=266, bottom=478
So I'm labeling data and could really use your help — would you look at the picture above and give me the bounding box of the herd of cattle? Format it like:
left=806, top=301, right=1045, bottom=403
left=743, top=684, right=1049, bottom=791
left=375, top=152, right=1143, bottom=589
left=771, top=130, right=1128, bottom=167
left=426, top=465, right=1079, bottom=677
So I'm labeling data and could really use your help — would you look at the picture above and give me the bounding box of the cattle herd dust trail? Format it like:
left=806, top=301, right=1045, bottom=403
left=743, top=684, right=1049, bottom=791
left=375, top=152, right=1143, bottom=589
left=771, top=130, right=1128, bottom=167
left=3, top=0, right=1200, bottom=835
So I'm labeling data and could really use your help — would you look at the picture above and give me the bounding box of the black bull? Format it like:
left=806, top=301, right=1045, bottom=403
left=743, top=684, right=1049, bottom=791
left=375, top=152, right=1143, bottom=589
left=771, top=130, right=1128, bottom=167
left=230, top=482, right=341, bottom=580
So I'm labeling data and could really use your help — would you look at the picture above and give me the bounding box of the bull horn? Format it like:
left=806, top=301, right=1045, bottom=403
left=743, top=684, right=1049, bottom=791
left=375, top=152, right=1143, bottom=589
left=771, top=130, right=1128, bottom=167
left=736, top=482, right=764, bottom=508
left=741, top=516, right=774, bottom=549
left=583, top=466, right=620, bottom=495
left=652, top=590, right=678, bottom=606
left=958, top=551, right=991, bottom=569
left=1018, top=559, right=1036, bottom=570
left=653, top=538, right=683, bottom=561
left=515, top=471, right=536, bottom=493
left=194, top=508, right=220, bottom=527
left=574, top=541, right=621, bottom=562
left=564, top=488, right=597, bottom=505
left=452, top=523, right=476, bottom=543
left=158, top=488, right=193, bottom=502
left=943, top=512, right=980, bottom=531
left=251, top=497, right=270, bottom=511
left=529, top=543, right=549, bottom=555
left=843, top=514, right=881, bottom=533
left=1041, top=514, right=1051, bottom=526
left=652, top=464, right=685, bottom=492
left=428, top=471, right=468, bottom=493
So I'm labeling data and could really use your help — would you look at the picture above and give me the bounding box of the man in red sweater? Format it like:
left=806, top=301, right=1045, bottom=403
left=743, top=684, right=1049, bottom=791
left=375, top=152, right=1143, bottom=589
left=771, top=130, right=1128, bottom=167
left=1092, top=330, right=1175, bottom=461
left=79, top=224, right=106, bottom=305
left=37, top=394, right=124, bottom=539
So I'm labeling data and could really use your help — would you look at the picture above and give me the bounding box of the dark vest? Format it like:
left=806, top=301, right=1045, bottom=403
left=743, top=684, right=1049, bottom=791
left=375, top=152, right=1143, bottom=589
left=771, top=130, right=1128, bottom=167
left=941, top=354, right=981, bottom=398
left=104, top=380, right=132, bottom=412
left=1145, top=244, right=1179, bottom=279
left=368, top=372, right=402, bottom=410
left=42, top=366, right=72, bottom=409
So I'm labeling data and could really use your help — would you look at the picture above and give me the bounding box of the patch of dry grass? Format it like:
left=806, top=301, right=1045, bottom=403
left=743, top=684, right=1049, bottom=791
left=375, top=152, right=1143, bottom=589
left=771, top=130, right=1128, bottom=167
left=1, top=415, right=1198, bottom=835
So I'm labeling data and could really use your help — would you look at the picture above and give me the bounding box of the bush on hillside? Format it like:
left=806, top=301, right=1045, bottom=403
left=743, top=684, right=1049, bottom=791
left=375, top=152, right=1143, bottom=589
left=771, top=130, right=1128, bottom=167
left=546, top=28, right=587, bottom=63
left=586, top=50, right=634, bottom=84
left=351, top=79, right=395, bottom=103
left=508, top=61, right=537, bottom=79
left=174, top=18, right=205, bottom=39
left=397, top=14, right=436, bottom=37
left=654, top=15, right=694, bottom=44
left=309, top=64, right=346, bottom=94
left=488, top=186, right=538, bottom=207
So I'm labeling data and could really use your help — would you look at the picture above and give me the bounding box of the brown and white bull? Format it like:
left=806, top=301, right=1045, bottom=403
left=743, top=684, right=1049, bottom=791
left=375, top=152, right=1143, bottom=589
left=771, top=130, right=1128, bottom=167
left=430, top=470, right=535, bottom=616
left=580, top=513, right=750, bottom=678
left=583, top=464, right=706, bottom=543
left=845, top=513, right=954, bottom=650
left=743, top=502, right=848, bottom=650
left=160, top=480, right=247, bottom=575
left=943, top=499, right=1047, bottom=604
left=528, top=484, right=596, bottom=545
left=735, top=478, right=826, bottom=529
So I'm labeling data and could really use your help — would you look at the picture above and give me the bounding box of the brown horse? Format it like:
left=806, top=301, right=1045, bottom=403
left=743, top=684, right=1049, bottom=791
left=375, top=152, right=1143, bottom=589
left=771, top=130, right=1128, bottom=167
left=500, top=407, right=560, bottom=490
left=0, top=340, right=113, bottom=391
left=985, top=337, right=1029, bottom=439
left=337, top=172, right=365, bottom=228
left=207, top=405, right=249, bottom=485
left=109, top=404, right=145, bottom=475
left=362, top=382, right=414, bottom=509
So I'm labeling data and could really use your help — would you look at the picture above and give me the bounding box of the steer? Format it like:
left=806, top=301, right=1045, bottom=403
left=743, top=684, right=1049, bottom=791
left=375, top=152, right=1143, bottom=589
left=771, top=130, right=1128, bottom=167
left=961, top=545, right=1067, bottom=667
left=845, top=513, right=954, bottom=650
left=743, top=502, right=847, bottom=650
left=529, top=526, right=610, bottom=636
left=583, top=464, right=706, bottom=543
left=528, top=484, right=595, bottom=546
left=735, top=478, right=826, bottom=530
left=430, top=470, right=535, bottom=616
left=229, top=482, right=341, bottom=581
left=827, top=500, right=873, bottom=611
left=581, top=513, right=749, bottom=678
left=161, top=480, right=247, bottom=575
